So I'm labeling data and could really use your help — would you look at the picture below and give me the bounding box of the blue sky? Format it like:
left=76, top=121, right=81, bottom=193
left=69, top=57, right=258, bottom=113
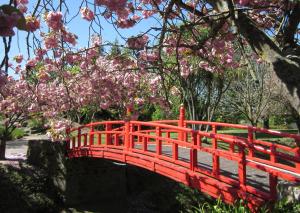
left=1, top=0, right=160, bottom=76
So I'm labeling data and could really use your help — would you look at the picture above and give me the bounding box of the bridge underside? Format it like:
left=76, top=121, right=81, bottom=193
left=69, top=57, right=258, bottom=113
left=68, top=146, right=266, bottom=211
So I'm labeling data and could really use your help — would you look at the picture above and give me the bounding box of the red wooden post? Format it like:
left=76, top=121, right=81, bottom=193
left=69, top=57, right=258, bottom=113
left=84, top=133, right=88, bottom=146
left=197, top=134, right=202, bottom=147
left=212, top=125, right=220, bottom=176
left=137, top=124, right=142, bottom=142
left=77, top=128, right=81, bottom=148
left=270, top=143, right=276, bottom=163
left=156, top=126, right=162, bottom=156
left=124, top=121, right=130, bottom=150
left=89, top=126, right=94, bottom=147
left=98, top=133, right=101, bottom=145
left=269, top=143, right=278, bottom=200
left=142, top=136, right=147, bottom=152
left=105, top=123, right=112, bottom=145
left=178, top=105, right=185, bottom=140
left=248, top=127, right=254, bottom=157
left=190, top=131, right=198, bottom=171
left=124, top=107, right=132, bottom=150
left=269, top=174, right=278, bottom=200
left=238, top=145, right=247, bottom=190
left=114, top=134, right=119, bottom=146
left=130, top=123, right=134, bottom=149
left=167, top=131, right=170, bottom=140
left=175, top=105, right=185, bottom=160
left=72, top=137, right=76, bottom=149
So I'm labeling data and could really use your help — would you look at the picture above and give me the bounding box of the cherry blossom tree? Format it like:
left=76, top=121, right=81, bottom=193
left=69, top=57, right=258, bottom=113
left=0, top=0, right=299, bottom=158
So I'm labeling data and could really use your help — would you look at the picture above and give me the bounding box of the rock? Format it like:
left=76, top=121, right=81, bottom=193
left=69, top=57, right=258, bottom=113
left=27, top=140, right=67, bottom=205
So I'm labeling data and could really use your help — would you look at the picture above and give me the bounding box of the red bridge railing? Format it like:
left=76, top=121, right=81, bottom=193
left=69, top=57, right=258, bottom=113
left=65, top=107, right=300, bottom=212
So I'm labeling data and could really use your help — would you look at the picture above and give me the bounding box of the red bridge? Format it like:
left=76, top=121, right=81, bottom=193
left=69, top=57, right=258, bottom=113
left=66, top=107, right=300, bottom=211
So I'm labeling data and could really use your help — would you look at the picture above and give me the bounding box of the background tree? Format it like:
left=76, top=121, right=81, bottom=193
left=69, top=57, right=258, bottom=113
left=220, top=62, right=280, bottom=126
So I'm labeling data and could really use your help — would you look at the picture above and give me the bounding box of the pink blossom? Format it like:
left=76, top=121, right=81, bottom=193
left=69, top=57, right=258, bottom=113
left=62, top=31, right=77, bottom=46
left=46, top=11, right=63, bottom=30
left=26, top=58, right=38, bottom=67
left=116, top=19, right=136, bottom=28
left=127, top=35, right=148, bottom=49
left=35, top=48, right=47, bottom=59
left=16, top=0, right=29, bottom=4
left=0, top=11, right=21, bottom=37
left=239, top=0, right=250, bottom=6
left=95, top=0, right=127, bottom=11
left=26, top=16, right=40, bottom=32
left=91, top=34, right=102, bottom=46
left=80, top=7, right=94, bottom=21
left=44, top=33, right=59, bottom=49
left=17, top=4, right=28, bottom=14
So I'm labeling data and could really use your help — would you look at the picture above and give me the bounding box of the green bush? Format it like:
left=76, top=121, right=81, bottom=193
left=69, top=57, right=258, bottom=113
left=28, top=118, right=46, bottom=133
left=11, top=128, right=25, bottom=139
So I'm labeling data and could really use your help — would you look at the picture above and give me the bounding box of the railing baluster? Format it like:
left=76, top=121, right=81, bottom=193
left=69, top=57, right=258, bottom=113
left=115, top=133, right=119, bottom=146
left=197, top=133, right=202, bottom=147
left=77, top=128, right=81, bottom=148
left=98, top=133, right=101, bottom=145
left=167, top=131, right=170, bottom=140
left=72, top=137, right=76, bottom=149
left=248, top=127, right=254, bottom=158
left=156, top=126, right=162, bottom=156
left=212, top=125, right=220, bottom=176
left=190, top=131, right=198, bottom=171
left=130, top=123, right=134, bottom=149
left=137, top=124, right=142, bottom=142
left=89, top=126, right=94, bottom=147
left=84, top=133, right=87, bottom=146
left=105, top=123, right=112, bottom=145
left=124, top=121, right=130, bottom=150
left=269, top=174, right=278, bottom=200
left=142, top=135, right=147, bottom=152
left=270, top=143, right=276, bottom=163
left=238, top=145, right=246, bottom=190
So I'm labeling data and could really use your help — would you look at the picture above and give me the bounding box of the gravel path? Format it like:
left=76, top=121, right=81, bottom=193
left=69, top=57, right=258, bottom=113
left=3, top=134, right=48, bottom=160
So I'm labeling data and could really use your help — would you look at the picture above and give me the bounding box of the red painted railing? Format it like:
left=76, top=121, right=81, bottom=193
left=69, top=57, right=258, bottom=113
left=66, top=107, right=300, bottom=212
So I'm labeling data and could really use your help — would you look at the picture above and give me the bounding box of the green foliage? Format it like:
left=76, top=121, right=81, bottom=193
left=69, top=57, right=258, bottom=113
left=0, top=126, right=25, bottom=140
left=28, top=117, right=46, bottom=133
left=151, top=106, right=167, bottom=120
left=11, top=128, right=25, bottom=139
left=185, top=199, right=251, bottom=213
left=274, top=198, right=300, bottom=213
left=0, top=164, right=59, bottom=212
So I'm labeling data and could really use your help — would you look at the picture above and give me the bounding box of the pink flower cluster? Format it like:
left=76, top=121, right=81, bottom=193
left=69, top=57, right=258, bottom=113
left=127, top=35, right=148, bottom=49
left=80, top=7, right=94, bottom=21
left=0, top=10, right=22, bottom=37
left=95, top=0, right=127, bottom=11
left=26, top=16, right=40, bottom=32
left=16, top=0, right=29, bottom=14
left=46, top=11, right=63, bottom=30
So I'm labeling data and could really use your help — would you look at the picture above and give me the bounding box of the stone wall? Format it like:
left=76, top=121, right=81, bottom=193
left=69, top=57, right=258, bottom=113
left=24, top=140, right=203, bottom=212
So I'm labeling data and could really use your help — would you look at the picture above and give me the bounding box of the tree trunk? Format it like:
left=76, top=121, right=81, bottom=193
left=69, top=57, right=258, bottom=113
left=290, top=106, right=300, bottom=133
left=0, top=139, right=6, bottom=160
left=263, top=117, right=270, bottom=129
